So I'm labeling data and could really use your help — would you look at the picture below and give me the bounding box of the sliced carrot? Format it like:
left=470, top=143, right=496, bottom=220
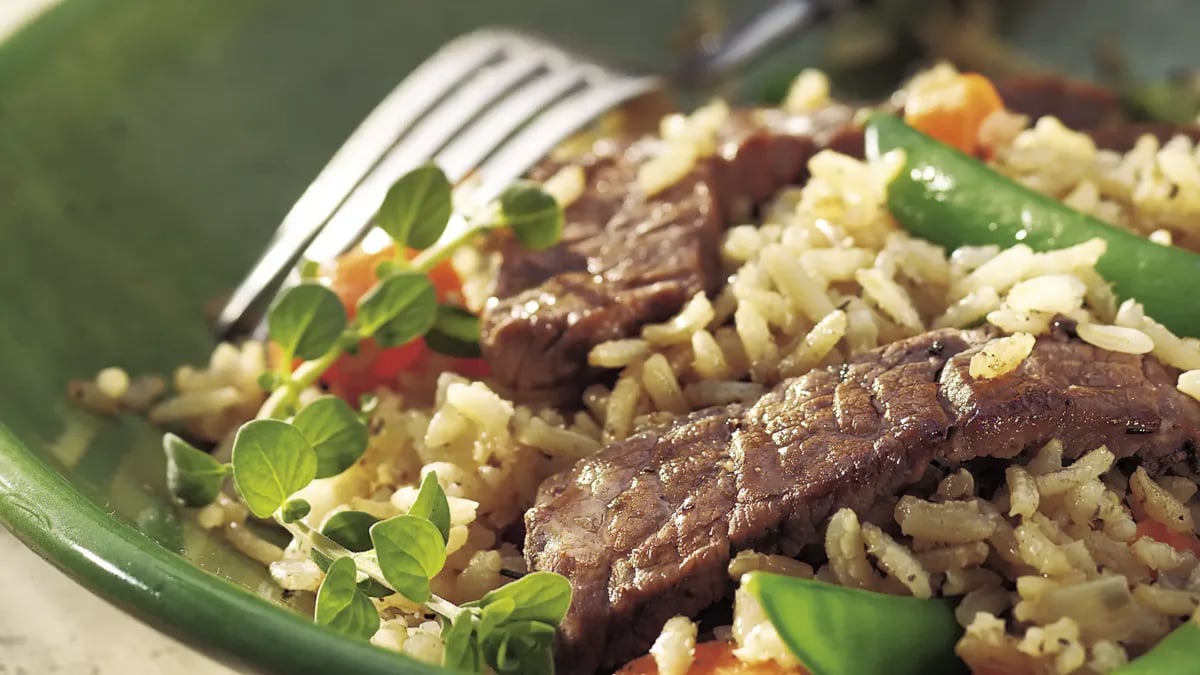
left=325, top=243, right=463, bottom=315
left=265, top=242, right=485, bottom=400
left=904, top=72, right=1004, bottom=156
left=1136, top=519, right=1200, bottom=558
left=617, top=641, right=803, bottom=675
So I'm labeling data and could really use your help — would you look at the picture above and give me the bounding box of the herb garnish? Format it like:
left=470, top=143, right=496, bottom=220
left=162, top=163, right=569, bottom=672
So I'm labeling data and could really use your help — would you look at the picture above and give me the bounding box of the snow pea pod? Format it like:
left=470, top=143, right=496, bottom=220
left=865, top=113, right=1200, bottom=338
left=744, top=572, right=965, bottom=675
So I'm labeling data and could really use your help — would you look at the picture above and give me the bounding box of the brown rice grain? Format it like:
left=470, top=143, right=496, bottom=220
left=690, top=329, right=733, bottom=381
left=915, top=541, right=991, bottom=574
left=643, top=293, right=716, bottom=346
left=895, top=496, right=997, bottom=543
left=683, top=381, right=765, bottom=408
left=855, top=268, right=923, bottom=333
left=589, top=339, right=651, bottom=369
left=825, top=508, right=880, bottom=591
left=969, top=333, right=1036, bottom=380
left=1130, top=467, right=1195, bottom=534
left=1133, top=584, right=1200, bottom=617
left=515, top=418, right=601, bottom=461
left=603, top=371, right=642, bottom=443
left=761, top=244, right=836, bottom=322
left=727, top=550, right=815, bottom=581
left=778, top=309, right=846, bottom=378
left=861, top=522, right=932, bottom=597
left=1006, top=466, right=1040, bottom=518
left=1035, top=447, right=1115, bottom=496
left=641, top=353, right=688, bottom=415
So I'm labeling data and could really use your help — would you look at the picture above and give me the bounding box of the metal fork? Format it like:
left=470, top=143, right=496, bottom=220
left=214, top=1, right=850, bottom=337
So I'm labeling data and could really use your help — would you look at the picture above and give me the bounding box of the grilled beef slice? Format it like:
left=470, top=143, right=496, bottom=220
left=480, top=107, right=861, bottom=393
left=994, top=74, right=1200, bottom=152
left=525, top=328, right=1200, bottom=674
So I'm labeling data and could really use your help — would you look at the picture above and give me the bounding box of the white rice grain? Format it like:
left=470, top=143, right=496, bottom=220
left=643, top=293, right=715, bottom=346
left=1077, top=323, right=1154, bottom=355
left=779, top=309, right=846, bottom=378
left=650, top=616, right=697, bottom=675
left=856, top=268, right=923, bottom=333
left=542, top=165, right=586, bottom=208
left=761, top=244, right=835, bottom=323
left=1005, top=274, right=1087, bottom=315
left=589, top=339, right=652, bottom=369
left=1178, top=370, right=1200, bottom=403
left=969, top=333, right=1036, bottom=380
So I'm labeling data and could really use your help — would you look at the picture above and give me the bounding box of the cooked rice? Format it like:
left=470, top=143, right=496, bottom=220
left=88, top=64, right=1200, bottom=670
left=650, top=616, right=697, bottom=675
left=721, top=442, right=1200, bottom=674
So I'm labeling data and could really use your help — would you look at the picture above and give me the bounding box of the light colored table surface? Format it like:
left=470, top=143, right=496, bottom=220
left=1, top=3, right=237, bottom=673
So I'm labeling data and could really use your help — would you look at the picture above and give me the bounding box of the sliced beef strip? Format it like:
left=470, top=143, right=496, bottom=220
left=1084, top=122, right=1200, bottom=153
left=996, top=74, right=1124, bottom=131
left=525, top=329, right=1200, bottom=674
left=480, top=106, right=860, bottom=393
left=994, top=74, right=1200, bottom=152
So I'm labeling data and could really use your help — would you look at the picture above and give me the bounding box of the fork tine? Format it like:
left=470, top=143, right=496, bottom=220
left=294, top=50, right=551, bottom=267
left=436, top=67, right=588, bottom=182
left=470, top=74, right=659, bottom=204
left=214, top=32, right=508, bottom=336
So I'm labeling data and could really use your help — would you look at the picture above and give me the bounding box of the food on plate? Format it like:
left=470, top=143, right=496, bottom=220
left=74, top=64, right=1200, bottom=675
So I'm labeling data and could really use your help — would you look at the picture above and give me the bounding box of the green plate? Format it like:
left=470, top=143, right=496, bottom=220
left=2, top=1, right=1200, bottom=673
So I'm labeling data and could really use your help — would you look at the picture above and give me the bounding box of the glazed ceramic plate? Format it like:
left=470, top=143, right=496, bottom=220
left=2, top=1, right=1199, bottom=673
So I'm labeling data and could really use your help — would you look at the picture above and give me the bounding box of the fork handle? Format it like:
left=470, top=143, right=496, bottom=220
left=674, top=0, right=860, bottom=87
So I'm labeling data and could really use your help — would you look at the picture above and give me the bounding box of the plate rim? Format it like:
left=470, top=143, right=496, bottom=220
left=0, top=421, right=448, bottom=675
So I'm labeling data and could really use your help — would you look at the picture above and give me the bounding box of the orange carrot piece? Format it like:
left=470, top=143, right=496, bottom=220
left=1136, top=519, right=1200, bottom=558
left=904, top=72, right=1004, bottom=156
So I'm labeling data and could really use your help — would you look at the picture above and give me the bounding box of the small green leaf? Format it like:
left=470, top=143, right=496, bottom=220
left=470, top=571, right=572, bottom=626
left=499, top=182, right=563, bottom=251
left=292, top=396, right=369, bottom=479
left=310, top=549, right=334, bottom=571
left=314, top=556, right=380, bottom=641
left=163, top=433, right=230, bottom=508
left=370, top=515, right=447, bottom=603
left=377, top=165, right=453, bottom=250
left=355, top=272, right=438, bottom=347
left=443, top=613, right=485, bottom=673
left=410, top=472, right=451, bottom=544
left=267, top=283, right=348, bottom=361
left=299, top=258, right=322, bottom=280
left=280, top=498, right=311, bottom=523
left=231, top=419, right=318, bottom=518
left=357, top=578, right=394, bottom=598
left=321, top=511, right=380, bottom=553
left=477, top=596, right=515, bottom=641
left=256, top=371, right=283, bottom=392
left=425, top=304, right=482, bottom=358
left=481, top=620, right=556, bottom=675
left=309, top=514, right=392, bottom=598
left=744, top=572, right=964, bottom=675
left=375, top=259, right=397, bottom=279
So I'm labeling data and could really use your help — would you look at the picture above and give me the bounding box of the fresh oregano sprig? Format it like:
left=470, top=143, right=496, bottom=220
left=161, top=163, right=569, bottom=673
